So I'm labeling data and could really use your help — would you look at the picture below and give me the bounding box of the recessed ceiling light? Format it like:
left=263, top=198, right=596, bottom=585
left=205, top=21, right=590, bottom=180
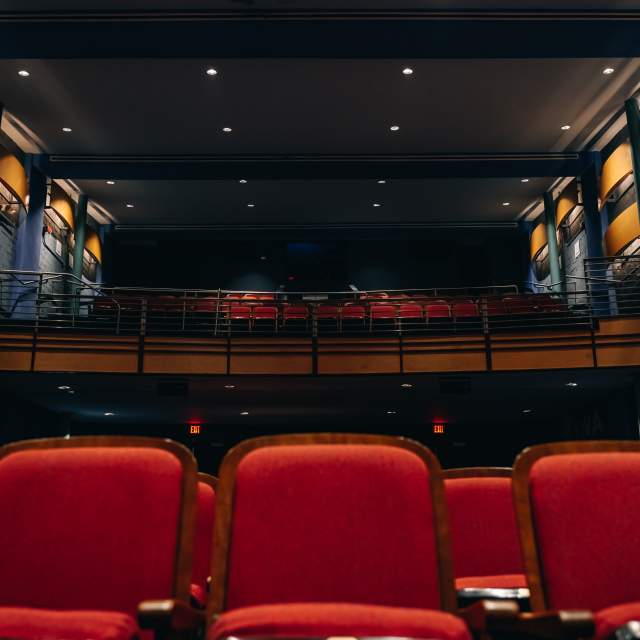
left=106, top=180, right=115, bottom=185
left=224, top=384, right=236, bottom=389
left=104, top=412, right=115, bottom=416
left=387, top=410, right=397, bottom=415
left=373, top=203, right=382, bottom=207
left=402, top=67, right=414, bottom=76
left=260, top=256, right=267, bottom=261
left=522, top=409, right=532, bottom=414
left=603, top=67, right=615, bottom=75
left=240, top=411, right=249, bottom=416
left=206, top=68, right=218, bottom=76
left=502, top=202, right=511, bottom=206
left=238, top=179, right=247, bottom=184
left=561, top=124, right=571, bottom=131
left=67, top=390, right=75, bottom=394
left=247, top=203, right=255, bottom=208
left=401, top=383, right=413, bottom=388
left=18, top=70, right=30, bottom=77
left=62, top=127, right=72, bottom=133
left=566, top=382, right=578, bottom=387
left=58, top=385, right=71, bottom=390
left=377, top=180, right=386, bottom=184
left=126, top=203, right=134, bottom=208
left=222, top=127, right=232, bottom=133
left=521, top=178, right=530, bottom=183
left=389, top=125, right=400, bottom=132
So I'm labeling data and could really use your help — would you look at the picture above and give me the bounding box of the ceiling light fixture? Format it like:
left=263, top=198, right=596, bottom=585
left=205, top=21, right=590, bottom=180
left=104, top=412, right=115, bottom=416
left=377, top=180, right=386, bottom=184
left=387, top=410, right=397, bottom=415
left=566, top=382, right=578, bottom=387
left=561, top=124, right=571, bottom=131
left=18, top=70, right=30, bottom=77
left=58, top=385, right=71, bottom=390
left=238, top=179, right=247, bottom=184
left=603, top=67, right=615, bottom=75
left=222, top=127, right=232, bottom=133
left=240, top=411, right=249, bottom=416
left=67, top=390, right=75, bottom=394
left=106, top=180, right=115, bottom=185
left=206, top=68, right=218, bottom=76
left=247, top=203, right=255, bottom=208
left=126, top=203, right=134, bottom=208
left=62, top=127, right=72, bottom=133
left=260, top=256, right=267, bottom=261
left=502, top=202, right=511, bottom=206
left=401, top=383, right=413, bottom=388
left=522, top=409, right=532, bottom=414
left=389, top=125, right=400, bottom=132
left=521, top=178, right=530, bottom=183
left=402, top=67, right=414, bottom=75
left=224, top=384, right=236, bottom=389
left=373, top=203, right=382, bottom=207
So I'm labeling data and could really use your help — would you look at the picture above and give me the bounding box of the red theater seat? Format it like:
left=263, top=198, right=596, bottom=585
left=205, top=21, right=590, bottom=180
left=0, top=436, right=199, bottom=640
left=341, top=304, right=366, bottom=320
left=191, top=474, right=217, bottom=610
left=229, top=305, right=251, bottom=320
left=207, top=434, right=489, bottom=640
left=512, top=442, right=640, bottom=638
left=191, top=297, right=218, bottom=313
left=253, top=306, right=278, bottom=321
left=443, top=468, right=527, bottom=599
left=316, top=305, right=339, bottom=320
left=425, top=302, right=451, bottom=319
left=452, top=301, right=479, bottom=317
left=370, top=304, right=397, bottom=320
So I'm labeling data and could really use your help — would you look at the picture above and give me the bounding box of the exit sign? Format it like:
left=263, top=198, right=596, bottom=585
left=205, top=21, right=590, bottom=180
left=433, top=423, right=445, bottom=435
left=189, top=424, right=201, bottom=435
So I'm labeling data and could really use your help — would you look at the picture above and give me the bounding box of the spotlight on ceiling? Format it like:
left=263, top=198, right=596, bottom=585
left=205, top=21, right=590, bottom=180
left=238, top=179, right=247, bottom=184
left=377, top=180, right=387, bottom=184
left=502, top=202, right=511, bottom=206
left=401, top=383, right=413, bottom=388
left=240, top=411, right=249, bottom=416
left=247, top=203, right=255, bottom=208
left=402, top=67, right=414, bottom=76
left=373, top=203, right=382, bottom=207
left=566, top=382, right=578, bottom=387
left=521, top=178, right=530, bottom=183
left=561, top=124, right=571, bottom=131
left=224, top=384, right=236, bottom=389
left=104, top=412, right=115, bottom=416
left=522, top=409, right=532, bottom=414
left=389, top=125, right=400, bottom=132
left=603, top=67, right=615, bottom=75
left=206, top=68, right=218, bottom=76
left=106, top=180, right=115, bottom=185
left=62, top=127, right=72, bottom=133
left=18, top=70, right=30, bottom=77
left=126, top=203, right=134, bottom=208
left=222, top=127, right=232, bottom=133
left=58, top=385, right=71, bottom=390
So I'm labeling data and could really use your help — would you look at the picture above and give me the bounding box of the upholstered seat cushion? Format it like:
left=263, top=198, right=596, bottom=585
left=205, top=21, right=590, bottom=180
left=209, top=603, right=471, bottom=640
left=0, top=607, right=138, bottom=640
left=595, top=602, right=640, bottom=640
left=456, top=574, right=528, bottom=590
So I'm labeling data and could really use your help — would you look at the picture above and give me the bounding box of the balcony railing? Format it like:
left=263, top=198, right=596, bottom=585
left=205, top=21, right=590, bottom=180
left=0, top=269, right=604, bottom=338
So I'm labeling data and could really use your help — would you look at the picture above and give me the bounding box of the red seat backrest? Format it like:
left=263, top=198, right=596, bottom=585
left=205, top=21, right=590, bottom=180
left=370, top=305, right=396, bottom=319
left=217, top=437, right=449, bottom=612
left=316, top=305, right=339, bottom=319
left=452, top=302, right=479, bottom=317
left=399, top=304, right=423, bottom=318
left=514, top=444, right=640, bottom=612
left=444, top=472, right=523, bottom=580
left=192, top=476, right=217, bottom=596
left=0, top=437, right=196, bottom=618
left=341, top=305, right=365, bottom=319
left=426, top=303, right=451, bottom=318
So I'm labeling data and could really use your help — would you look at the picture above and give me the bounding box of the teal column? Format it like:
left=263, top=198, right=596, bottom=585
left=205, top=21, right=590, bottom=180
left=544, top=192, right=562, bottom=292
left=72, top=194, right=88, bottom=283
left=625, top=97, right=640, bottom=213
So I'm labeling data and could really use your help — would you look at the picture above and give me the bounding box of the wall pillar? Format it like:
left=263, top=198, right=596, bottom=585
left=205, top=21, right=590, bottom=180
left=625, top=96, right=640, bottom=214
left=543, top=191, right=562, bottom=292
left=72, top=194, right=88, bottom=283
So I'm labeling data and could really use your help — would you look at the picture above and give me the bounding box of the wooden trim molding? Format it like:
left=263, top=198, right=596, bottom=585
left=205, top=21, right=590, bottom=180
left=0, top=435, right=198, bottom=604
left=0, top=145, right=28, bottom=206
left=209, top=433, right=458, bottom=622
left=512, top=440, right=640, bottom=612
left=530, top=222, right=547, bottom=260
left=443, top=466, right=512, bottom=479
left=600, top=141, right=633, bottom=207
left=604, top=202, right=640, bottom=255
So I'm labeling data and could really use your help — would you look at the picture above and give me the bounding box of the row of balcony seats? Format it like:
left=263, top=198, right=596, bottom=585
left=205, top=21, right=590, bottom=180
left=1, top=434, right=638, bottom=640
left=92, top=292, right=567, bottom=323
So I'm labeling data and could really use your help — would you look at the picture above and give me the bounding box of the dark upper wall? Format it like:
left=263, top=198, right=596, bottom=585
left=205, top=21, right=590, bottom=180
left=110, top=227, right=529, bottom=291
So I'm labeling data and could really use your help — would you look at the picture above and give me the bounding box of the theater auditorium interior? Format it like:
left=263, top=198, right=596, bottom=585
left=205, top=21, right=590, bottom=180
left=4, top=2, right=640, bottom=640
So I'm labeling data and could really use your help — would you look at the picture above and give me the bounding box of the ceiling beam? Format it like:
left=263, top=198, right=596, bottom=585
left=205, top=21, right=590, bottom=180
left=2, top=11, right=640, bottom=58
left=37, top=153, right=589, bottom=180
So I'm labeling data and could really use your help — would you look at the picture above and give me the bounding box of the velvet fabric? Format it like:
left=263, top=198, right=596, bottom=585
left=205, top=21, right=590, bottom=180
left=594, top=602, right=640, bottom=640
left=0, top=447, right=183, bottom=619
left=226, top=444, right=442, bottom=610
left=445, top=477, right=524, bottom=584
left=192, top=481, right=216, bottom=597
left=0, top=607, right=138, bottom=640
left=455, top=574, right=528, bottom=590
left=209, top=603, right=471, bottom=640
left=530, top=453, right=640, bottom=611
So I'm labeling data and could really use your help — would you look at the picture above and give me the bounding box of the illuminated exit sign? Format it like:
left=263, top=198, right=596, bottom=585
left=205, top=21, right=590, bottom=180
left=433, top=423, right=445, bottom=435
left=189, top=424, right=201, bottom=435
